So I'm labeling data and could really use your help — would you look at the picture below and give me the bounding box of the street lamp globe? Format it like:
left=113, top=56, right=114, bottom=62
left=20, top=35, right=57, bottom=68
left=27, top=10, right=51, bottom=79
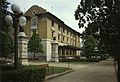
left=5, top=15, right=13, bottom=26
left=11, top=4, right=20, bottom=13
left=19, top=16, right=26, bottom=27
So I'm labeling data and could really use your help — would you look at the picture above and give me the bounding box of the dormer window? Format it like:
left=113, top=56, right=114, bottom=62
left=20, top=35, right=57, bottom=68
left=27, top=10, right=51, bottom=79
left=31, top=17, right=38, bottom=29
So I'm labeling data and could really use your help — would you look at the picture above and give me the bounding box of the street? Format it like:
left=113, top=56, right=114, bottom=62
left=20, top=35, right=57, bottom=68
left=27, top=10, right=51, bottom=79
left=44, top=59, right=117, bottom=82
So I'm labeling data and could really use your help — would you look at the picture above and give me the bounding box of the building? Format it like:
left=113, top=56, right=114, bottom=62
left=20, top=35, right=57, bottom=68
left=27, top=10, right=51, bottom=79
left=24, top=5, right=81, bottom=62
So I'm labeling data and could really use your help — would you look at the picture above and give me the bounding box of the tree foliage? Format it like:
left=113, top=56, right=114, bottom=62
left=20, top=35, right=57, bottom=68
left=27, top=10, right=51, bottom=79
left=28, top=33, right=43, bottom=59
left=82, top=34, right=98, bottom=58
left=0, top=0, right=13, bottom=57
left=0, top=0, right=9, bottom=32
left=75, top=0, right=119, bottom=58
left=0, top=32, right=13, bottom=57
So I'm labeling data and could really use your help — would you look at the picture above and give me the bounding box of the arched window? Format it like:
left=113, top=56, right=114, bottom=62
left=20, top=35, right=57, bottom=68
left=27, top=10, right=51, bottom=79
left=31, top=17, right=38, bottom=29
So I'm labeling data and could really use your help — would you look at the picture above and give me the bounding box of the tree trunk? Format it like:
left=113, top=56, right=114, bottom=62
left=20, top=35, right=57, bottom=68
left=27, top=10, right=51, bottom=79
left=0, top=32, right=1, bottom=82
left=118, top=0, right=120, bottom=81
left=118, top=28, right=120, bottom=82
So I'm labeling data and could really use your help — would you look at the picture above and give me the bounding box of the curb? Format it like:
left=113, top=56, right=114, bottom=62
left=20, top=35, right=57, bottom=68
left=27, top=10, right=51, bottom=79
left=45, top=69, right=74, bottom=80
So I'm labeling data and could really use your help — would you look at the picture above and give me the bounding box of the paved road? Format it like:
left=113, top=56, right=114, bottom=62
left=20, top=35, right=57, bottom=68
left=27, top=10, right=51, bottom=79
left=44, top=60, right=117, bottom=82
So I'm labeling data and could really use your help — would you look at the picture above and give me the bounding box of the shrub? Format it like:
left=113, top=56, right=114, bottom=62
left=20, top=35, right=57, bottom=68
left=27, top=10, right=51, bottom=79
left=1, top=65, right=46, bottom=82
left=85, top=59, right=100, bottom=62
left=60, top=58, right=100, bottom=62
left=60, top=58, right=80, bottom=62
left=1, top=64, right=15, bottom=72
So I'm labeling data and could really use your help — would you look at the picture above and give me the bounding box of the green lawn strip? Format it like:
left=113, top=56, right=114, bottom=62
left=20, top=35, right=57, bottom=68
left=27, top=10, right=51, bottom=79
left=46, top=66, right=72, bottom=75
left=22, top=65, right=72, bottom=75
left=66, top=61, right=93, bottom=64
left=49, top=61, right=92, bottom=65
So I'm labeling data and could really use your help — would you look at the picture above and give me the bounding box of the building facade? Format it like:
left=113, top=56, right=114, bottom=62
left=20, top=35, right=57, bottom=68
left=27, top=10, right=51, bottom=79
left=24, top=5, right=81, bottom=61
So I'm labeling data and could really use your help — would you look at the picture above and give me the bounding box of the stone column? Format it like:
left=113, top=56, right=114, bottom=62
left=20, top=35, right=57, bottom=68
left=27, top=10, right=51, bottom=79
left=76, top=50, right=78, bottom=56
left=79, top=50, right=81, bottom=56
left=68, top=50, right=70, bottom=56
left=51, top=40, right=59, bottom=62
left=18, top=32, right=29, bottom=65
left=41, top=39, right=52, bottom=62
left=60, top=49, right=62, bottom=56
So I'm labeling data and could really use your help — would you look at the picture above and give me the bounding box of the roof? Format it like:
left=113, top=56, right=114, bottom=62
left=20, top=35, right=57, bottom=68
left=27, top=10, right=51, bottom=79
left=36, top=12, right=81, bottom=35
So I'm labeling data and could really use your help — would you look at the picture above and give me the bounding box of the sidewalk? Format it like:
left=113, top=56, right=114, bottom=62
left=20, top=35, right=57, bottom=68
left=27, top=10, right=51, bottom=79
left=44, top=59, right=117, bottom=82
left=30, top=59, right=117, bottom=82
left=29, top=61, right=92, bottom=80
left=45, top=69, right=74, bottom=80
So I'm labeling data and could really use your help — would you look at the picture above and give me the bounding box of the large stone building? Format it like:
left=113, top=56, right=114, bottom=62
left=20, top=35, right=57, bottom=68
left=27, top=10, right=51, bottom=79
left=24, top=5, right=81, bottom=62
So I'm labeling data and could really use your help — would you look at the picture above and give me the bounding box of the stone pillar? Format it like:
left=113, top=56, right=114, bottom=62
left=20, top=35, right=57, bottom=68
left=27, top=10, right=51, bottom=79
left=68, top=50, right=70, bottom=56
left=58, top=48, right=62, bottom=56
left=41, top=39, right=52, bottom=62
left=79, top=50, right=80, bottom=56
left=76, top=50, right=78, bottom=56
left=64, top=49, right=66, bottom=56
left=51, top=40, right=59, bottom=62
left=18, top=32, right=29, bottom=65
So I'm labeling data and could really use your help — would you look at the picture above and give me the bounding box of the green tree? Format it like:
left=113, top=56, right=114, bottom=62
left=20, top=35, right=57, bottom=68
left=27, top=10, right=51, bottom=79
left=82, top=34, right=98, bottom=59
left=75, top=0, right=119, bottom=58
left=0, top=0, right=13, bottom=58
left=75, top=0, right=120, bottom=81
left=28, top=33, right=43, bottom=60
left=0, top=0, right=9, bottom=32
left=0, top=32, right=13, bottom=58
left=0, top=1, right=12, bottom=81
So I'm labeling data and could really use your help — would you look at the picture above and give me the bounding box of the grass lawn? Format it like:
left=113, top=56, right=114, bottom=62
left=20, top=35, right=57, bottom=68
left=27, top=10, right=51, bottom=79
left=48, top=61, right=93, bottom=65
left=22, top=65, right=71, bottom=75
left=46, top=66, right=71, bottom=75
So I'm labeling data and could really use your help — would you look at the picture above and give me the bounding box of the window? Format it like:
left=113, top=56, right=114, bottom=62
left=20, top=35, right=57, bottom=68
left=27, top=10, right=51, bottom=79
left=58, top=25, right=61, bottom=31
left=67, top=37, right=69, bottom=42
left=32, top=10, right=36, bottom=15
left=62, top=49, right=65, bottom=55
left=58, top=34, right=60, bottom=40
left=52, top=30, right=55, bottom=38
left=66, top=50, right=68, bottom=55
left=51, top=20, right=54, bottom=26
left=31, top=18, right=38, bottom=29
left=67, top=31, right=69, bottom=35
left=63, top=36, right=65, bottom=41
left=63, top=28, right=65, bottom=33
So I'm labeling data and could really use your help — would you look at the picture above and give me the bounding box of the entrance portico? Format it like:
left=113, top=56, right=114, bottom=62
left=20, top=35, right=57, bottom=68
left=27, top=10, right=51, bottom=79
left=58, top=45, right=81, bottom=57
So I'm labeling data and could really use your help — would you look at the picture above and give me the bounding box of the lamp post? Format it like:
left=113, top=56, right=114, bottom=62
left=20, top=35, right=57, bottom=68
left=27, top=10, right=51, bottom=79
left=5, top=4, right=26, bottom=69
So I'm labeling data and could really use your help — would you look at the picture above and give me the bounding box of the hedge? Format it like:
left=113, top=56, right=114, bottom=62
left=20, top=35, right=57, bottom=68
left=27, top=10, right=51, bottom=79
left=1, top=65, right=46, bottom=82
left=59, top=58, right=100, bottom=62
left=59, top=58, right=80, bottom=62
left=1, top=65, right=15, bottom=72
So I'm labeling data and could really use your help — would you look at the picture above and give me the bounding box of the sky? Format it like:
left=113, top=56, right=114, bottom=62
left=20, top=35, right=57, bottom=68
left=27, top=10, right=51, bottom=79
left=8, top=0, right=85, bottom=33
